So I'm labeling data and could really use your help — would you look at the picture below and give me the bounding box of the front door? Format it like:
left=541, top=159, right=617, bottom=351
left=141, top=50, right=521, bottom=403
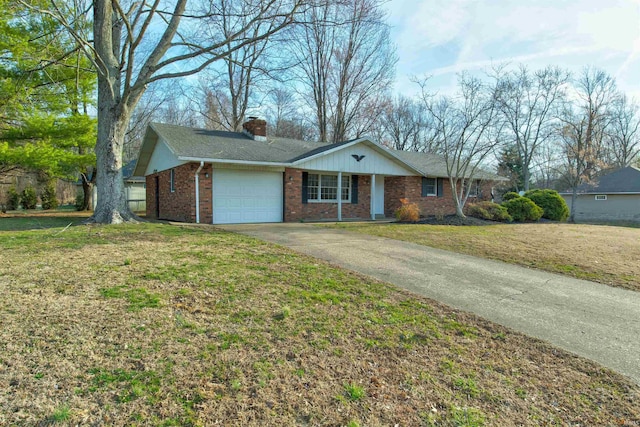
left=374, top=177, right=384, bottom=216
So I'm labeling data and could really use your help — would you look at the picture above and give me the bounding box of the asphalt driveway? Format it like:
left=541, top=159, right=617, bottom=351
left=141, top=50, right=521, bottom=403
left=218, top=223, right=640, bottom=384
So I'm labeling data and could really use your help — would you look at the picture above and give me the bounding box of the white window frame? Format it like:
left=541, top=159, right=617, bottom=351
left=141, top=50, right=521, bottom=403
left=424, top=177, right=437, bottom=196
left=307, top=173, right=351, bottom=203
left=595, top=194, right=607, bottom=201
left=170, top=168, right=176, bottom=193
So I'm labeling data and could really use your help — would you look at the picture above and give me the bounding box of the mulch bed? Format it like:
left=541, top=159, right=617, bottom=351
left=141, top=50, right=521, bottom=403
left=404, top=214, right=497, bottom=226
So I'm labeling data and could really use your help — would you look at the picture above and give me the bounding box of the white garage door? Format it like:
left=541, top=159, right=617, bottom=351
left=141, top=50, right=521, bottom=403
left=212, top=169, right=283, bottom=224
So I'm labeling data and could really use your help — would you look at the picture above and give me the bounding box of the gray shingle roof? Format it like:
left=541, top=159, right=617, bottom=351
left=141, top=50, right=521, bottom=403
left=136, top=122, right=505, bottom=181
left=150, top=122, right=332, bottom=163
left=391, top=149, right=505, bottom=180
left=566, top=166, right=640, bottom=194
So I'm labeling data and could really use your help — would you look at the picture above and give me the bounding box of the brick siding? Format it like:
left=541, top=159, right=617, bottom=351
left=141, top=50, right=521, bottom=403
left=284, top=168, right=371, bottom=221
left=146, top=163, right=202, bottom=222
left=147, top=162, right=496, bottom=223
left=384, top=176, right=494, bottom=217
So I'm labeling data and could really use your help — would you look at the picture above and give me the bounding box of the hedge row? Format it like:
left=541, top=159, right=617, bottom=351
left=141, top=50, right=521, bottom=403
left=467, top=189, right=568, bottom=223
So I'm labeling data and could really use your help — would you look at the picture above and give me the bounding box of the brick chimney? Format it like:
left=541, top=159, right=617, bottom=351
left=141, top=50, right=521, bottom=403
left=242, top=117, right=267, bottom=141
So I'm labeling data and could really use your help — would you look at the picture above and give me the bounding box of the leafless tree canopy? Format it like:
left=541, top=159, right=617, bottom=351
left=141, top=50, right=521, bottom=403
left=605, top=94, right=640, bottom=168
left=418, top=74, right=500, bottom=217
left=377, top=95, right=424, bottom=151
left=558, top=67, right=619, bottom=221
left=288, top=0, right=396, bottom=142
left=493, top=65, right=569, bottom=191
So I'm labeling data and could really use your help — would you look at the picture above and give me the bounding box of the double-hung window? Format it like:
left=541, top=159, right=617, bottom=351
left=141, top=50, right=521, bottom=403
left=423, top=177, right=437, bottom=196
left=307, top=173, right=350, bottom=202
left=463, top=179, right=480, bottom=197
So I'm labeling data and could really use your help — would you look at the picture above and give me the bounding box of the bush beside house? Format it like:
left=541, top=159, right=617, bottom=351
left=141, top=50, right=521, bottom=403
left=395, top=198, right=421, bottom=221
left=524, top=189, right=569, bottom=221
left=501, top=191, right=521, bottom=202
left=467, top=201, right=513, bottom=222
left=502, top=197, right=543, bottom=222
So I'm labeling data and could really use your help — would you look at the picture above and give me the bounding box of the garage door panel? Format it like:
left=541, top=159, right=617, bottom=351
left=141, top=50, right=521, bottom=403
left=212, top=169, right=283, bottom=224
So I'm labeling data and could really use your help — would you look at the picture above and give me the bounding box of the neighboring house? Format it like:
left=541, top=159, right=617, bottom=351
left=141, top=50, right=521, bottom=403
left=133, top=118, right=504, bottom=224
left=560, top=166, right=640, bottom=223
left=82, top=160, right=147, bottom=212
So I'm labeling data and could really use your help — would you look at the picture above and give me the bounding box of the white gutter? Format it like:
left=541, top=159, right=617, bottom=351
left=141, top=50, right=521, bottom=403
left=194, top=161, right=204, bottom=223
left=179, top=157, right=290, bottom=167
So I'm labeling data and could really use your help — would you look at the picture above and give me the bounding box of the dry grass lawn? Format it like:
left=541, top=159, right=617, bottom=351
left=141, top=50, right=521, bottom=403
left=0, top=216, right=638, bottom=426
left=324, top=222, right=640, bottom=292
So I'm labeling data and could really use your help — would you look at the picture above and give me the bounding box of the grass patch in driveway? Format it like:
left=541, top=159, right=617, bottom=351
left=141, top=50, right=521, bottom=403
left=323, top=222, right=640, bottom=292
left=0, top=220, right=638, bottom=426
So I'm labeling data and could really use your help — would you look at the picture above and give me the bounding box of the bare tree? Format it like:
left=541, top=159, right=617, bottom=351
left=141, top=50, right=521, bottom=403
left=24, top=0, right=309, bottom=223
left=606, top=94, right=640, bottom=168
left=558, top=67, right=619, bottom=222
left=290, top=0, right=396, bottom=142
left=123, top=81, right=191, bottom=162
left=530, top=140, right=563, bottom=190
left=420, top=74, right=500, bottom=217
left=263, top=86, right=314, bottom=139
left=289, top=2, right=335, bottom=142
left=195, top=0, right=279, bottom=132
left=378, top=95, right=423, bottom=151
left=493, top=65, right=569, bottom=191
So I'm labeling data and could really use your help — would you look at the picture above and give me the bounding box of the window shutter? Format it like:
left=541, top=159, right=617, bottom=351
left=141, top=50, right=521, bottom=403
left=302, top=172, right=308, bottom=204
left=437, top=178, right=444, bottom=198
left=421, top=177, right=428, bottom=197
left=351, top=175, right=358, bottom=204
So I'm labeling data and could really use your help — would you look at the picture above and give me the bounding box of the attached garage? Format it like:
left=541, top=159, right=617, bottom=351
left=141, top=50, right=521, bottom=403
left=212, top=169, right=283, bottom=224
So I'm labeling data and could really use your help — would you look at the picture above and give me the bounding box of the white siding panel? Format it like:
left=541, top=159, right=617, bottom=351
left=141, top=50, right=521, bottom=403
left=213, top=169, right=283, bottom=224
left=296, top=143, right=415, bottom=175
left=144, top=139, right=186, bottom=175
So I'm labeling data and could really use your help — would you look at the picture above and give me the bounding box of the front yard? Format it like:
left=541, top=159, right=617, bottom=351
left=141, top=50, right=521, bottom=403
left=0, top=216, right=638, bottom=426
left=324, top=222, right=640, bottom=292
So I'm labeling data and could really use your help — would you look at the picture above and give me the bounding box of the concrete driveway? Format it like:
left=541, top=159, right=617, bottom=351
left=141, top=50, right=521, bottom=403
left=218, top=223, right=640, bottom=384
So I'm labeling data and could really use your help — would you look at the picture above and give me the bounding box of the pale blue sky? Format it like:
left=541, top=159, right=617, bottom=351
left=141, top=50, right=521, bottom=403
left=384, top=0, right=640, bottom=99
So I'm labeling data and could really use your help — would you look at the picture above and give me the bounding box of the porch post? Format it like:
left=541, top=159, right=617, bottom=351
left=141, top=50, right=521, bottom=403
left=370, top=174, right=376, bottom=220
left=337, top=171, right=342, bottom=221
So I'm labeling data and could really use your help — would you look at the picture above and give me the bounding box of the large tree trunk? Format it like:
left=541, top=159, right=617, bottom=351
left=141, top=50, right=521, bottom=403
left=451, top=179, right=466, bottom=218
left=90, top=0, right=136, bottom=224
left=92, top=106, right=135, bottom=223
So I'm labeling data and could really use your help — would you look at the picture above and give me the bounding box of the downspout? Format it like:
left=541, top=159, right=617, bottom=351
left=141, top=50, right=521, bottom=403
left=195, top=161, right=204, bottom=223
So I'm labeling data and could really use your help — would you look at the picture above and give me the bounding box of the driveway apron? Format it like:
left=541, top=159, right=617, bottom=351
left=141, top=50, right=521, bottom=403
left=219, top=223, right=640, bottom=385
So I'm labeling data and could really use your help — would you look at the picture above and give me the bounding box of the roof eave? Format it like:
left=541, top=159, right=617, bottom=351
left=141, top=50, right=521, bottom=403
left=178, top=157, right=291, bottom=167
left=559, top=191, right=640, bottom=195
left=133, top=125, right=161, bottom=176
